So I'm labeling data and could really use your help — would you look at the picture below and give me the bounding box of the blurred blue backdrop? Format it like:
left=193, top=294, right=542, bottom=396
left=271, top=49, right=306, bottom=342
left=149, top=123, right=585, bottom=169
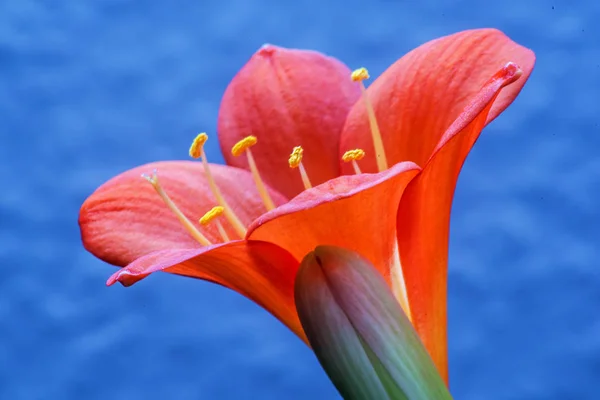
left=1, top=0, right=599, bottom=399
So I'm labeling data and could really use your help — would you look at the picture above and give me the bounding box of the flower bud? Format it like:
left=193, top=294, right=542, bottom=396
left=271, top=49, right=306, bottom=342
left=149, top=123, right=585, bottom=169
left=295, top=246, right=451, bottom=400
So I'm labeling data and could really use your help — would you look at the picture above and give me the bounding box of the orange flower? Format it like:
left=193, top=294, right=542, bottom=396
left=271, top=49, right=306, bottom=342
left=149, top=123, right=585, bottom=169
left=79, top=29, right=534, bottom=382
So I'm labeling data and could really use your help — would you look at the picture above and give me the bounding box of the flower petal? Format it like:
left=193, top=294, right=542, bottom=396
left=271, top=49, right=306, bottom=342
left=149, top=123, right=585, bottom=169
left=107, top=240, right=305, bottom=340
left=218, top=45, right=361, bottom=198
left=340, top=28, right=535, bottom=173
left=295, top=246, right=452, bottom=399
left=247, top=161, right=420, bottom=288
left=79, top=161, right=287, bottom=267
left=397, top=63, right=525, bottom=381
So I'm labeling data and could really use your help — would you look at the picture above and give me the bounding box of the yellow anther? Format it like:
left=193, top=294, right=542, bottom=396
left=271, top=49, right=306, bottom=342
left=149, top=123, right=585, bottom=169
left=189, top=133, right=208, bottom=159
left=342, top=149, right=366, bottom=162
left=229, top=134, right=275, bottom=211
left=352, top=67, right=388, bottom=172
left=198, top=206, right=230, bottom=242
left=199, top=206, right=225, bottom=225
left=288, top=146, right=311, bottom=190
left=141, top=169, right=212, bottom=246
left=342, top=148, right=366, bottom=175
left=351, top=67, right=370, bottom=82
left=231, top=135, right=258, bottom=157
left=191, top=133, right=247, bottom=238
left=288, top=146, right=304, bottom=168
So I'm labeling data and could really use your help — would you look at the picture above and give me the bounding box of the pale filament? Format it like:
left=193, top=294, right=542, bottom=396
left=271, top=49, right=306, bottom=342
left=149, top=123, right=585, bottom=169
left=351, top=68, right=388, bottom=172
left=246, top=149, right=276, bottom=210
left=199, top=150, right=247, bottom=238
left=231, top=135, right=276, bottom=211
left=289, top=146, right=312, bottom=190
left=298, top=163, right=312, bottom=190
left=142, top=170, right=212, bottom=246
left=214, top=220, right=230, bottom=242
left=190, top=133, right=247, bottom=239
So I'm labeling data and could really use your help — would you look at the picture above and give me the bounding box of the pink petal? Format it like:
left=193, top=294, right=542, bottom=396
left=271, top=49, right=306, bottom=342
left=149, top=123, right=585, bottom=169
left=79, top=161, right=286, bottom=266
left=218, top=45, right=360, bottom=197
left=107, top=240, right=305, bottom=341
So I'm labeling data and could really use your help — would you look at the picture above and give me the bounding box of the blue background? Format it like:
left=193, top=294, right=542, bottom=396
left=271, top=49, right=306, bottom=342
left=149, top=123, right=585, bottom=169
left=2, top=0, right=598, bottom=398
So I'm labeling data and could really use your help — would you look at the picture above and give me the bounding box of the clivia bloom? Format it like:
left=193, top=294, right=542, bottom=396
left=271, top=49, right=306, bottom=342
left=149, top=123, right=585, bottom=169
left=79, top=28, right=534, bottom=386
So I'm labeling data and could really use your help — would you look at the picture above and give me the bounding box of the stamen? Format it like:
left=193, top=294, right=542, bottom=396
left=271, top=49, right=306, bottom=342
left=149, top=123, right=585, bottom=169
left=351, top=67, right=388, bottom=172
left=231, top=135, right=276, bottom=211
left=141, top=169, right=212, bottom=246
left=342, top=148, right=365, bottom=175
left=189, top=133, right=208, bottom=159
left=288, top=146, right=312, bottom=190
left=190, top=133, right=247, bottom=238
left=199, top=206, right=230, bottom=242
left=231, top=135, right=257, bottom=156
left=350, top=68, right=370, bottom=81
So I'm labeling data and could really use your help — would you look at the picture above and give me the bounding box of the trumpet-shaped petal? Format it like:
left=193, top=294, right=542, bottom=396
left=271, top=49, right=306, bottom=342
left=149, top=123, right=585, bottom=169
left=107, top=240, right=305, bottom=340
left=247, top=162, right=420, bottom=288
left=101, top=162, right=419, bottom=348
left=397, top=62, right=525, bottom=380
left=295, top=246, right=451, bottom=400
left=79, top=161, right=287, bottom=267
left=218, top=45, right=361, bottom=198
left=340, top=28, right=535, bottom=173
